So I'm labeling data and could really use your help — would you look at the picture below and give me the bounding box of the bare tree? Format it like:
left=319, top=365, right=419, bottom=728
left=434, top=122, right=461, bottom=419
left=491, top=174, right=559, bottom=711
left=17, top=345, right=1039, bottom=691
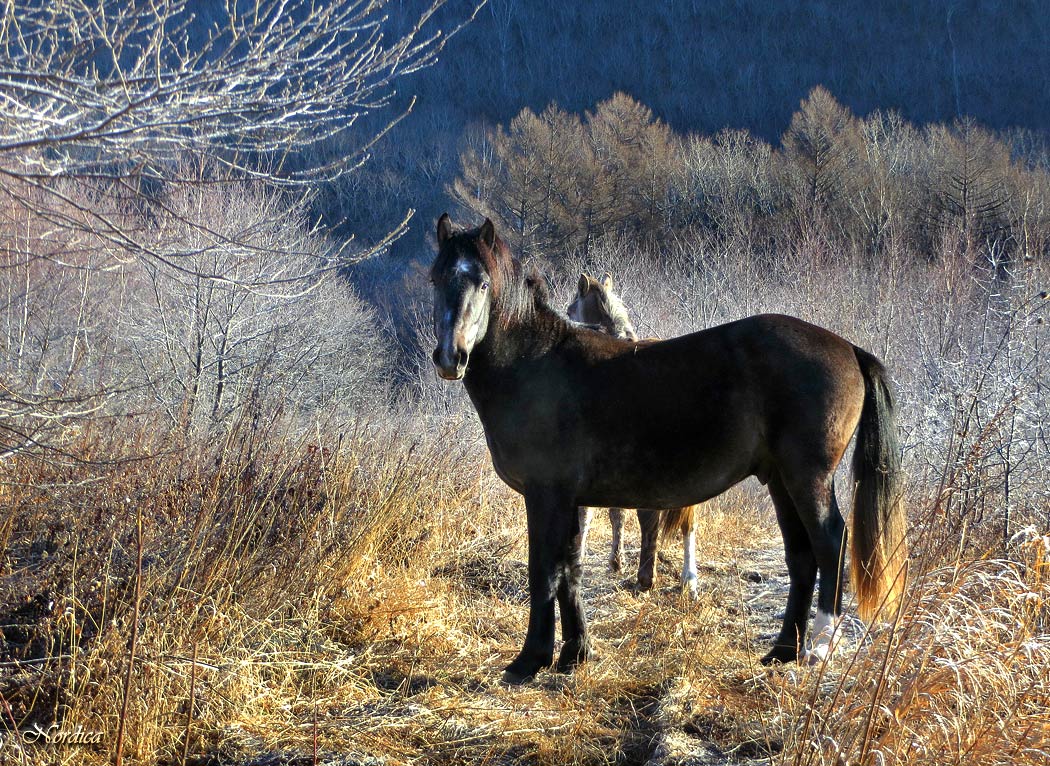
left=120, top=174, right=389, bottom=433
left=0, top=0, right=481, bottom=455
left=685, top=128, right=777, bottom=243
left=779, top=86, right=863, bottom=241
left=922, top=118, right=1013, bottom=263
left=0, top=0, right=483, bottom=272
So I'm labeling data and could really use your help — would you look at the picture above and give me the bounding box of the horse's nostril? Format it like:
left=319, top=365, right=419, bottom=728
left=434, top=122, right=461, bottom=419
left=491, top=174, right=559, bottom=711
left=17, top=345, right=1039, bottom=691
left=455, top=350, right=468, bottom=369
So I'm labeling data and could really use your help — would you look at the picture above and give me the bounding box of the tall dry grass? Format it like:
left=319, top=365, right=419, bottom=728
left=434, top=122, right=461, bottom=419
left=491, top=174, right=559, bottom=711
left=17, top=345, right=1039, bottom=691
left=4, top=399, right=1045, bottom=765
left=0, top=411, right=519, bottom=764
left=2, top=194, right=1049, bottom=764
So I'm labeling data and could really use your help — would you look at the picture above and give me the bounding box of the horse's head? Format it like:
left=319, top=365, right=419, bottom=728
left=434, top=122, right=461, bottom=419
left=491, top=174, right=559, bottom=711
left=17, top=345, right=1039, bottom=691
left=430, top=213, right=501, bottom=380
left=567, top=272, right=638, bottom=340
left=567, top=272, right=613, bottom=325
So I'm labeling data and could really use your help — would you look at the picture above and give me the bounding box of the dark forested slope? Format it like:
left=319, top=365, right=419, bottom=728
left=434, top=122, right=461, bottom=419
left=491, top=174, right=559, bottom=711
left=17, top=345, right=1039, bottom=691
left=415, top=0, right=1048, bottom=139
left=338, top=0, right=1049, bottom=289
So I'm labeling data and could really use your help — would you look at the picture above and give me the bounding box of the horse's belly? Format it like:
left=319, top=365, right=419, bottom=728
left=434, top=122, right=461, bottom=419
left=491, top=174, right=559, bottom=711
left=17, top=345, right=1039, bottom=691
left=481, top=398, right=763, bottom=507
left=577, top=454, right=752, bottom=509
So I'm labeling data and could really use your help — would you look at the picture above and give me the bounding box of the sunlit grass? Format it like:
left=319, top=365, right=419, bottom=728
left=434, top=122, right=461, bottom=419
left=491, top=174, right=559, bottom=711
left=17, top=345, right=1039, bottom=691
left=0, top=416, right=1047, bottom=765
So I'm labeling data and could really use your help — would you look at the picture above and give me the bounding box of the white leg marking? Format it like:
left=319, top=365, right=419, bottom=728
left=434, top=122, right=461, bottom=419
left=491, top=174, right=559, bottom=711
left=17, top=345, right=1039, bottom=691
left=805, top=610, right=842, bottom=664
left=578, top=507, right=592, bottom=559
left=681, top=528, right=698, bottom=597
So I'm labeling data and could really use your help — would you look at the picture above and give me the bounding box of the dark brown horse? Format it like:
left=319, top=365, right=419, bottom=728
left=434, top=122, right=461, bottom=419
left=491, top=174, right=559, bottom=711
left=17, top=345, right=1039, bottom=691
left=431, top=215, right=907, bottom=683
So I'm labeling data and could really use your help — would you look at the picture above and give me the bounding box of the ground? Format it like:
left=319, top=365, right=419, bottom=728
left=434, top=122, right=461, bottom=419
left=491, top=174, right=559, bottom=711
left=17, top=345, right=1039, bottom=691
left=211, top=486, right=863, bottom=766
left=5, top=467, right=1042, bottom=766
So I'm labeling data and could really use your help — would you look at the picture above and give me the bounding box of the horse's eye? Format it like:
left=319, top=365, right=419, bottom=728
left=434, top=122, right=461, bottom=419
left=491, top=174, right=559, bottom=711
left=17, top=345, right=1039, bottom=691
left=480, top=281, right=490, bottom=291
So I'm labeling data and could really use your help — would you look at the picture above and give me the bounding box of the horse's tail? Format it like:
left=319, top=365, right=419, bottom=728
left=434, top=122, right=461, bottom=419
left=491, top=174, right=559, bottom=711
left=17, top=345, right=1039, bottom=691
left=851, top=346, right=908, bottom=623
left=660, top=505, right=696, bottom=543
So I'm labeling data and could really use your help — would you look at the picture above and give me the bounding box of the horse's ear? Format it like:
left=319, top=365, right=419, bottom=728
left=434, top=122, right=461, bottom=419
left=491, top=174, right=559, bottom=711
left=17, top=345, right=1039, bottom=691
left=601, top=273, right=614, bottom=291
left=437, top=213, right=453, bottom=244
left=578, top=274, right=590, bottom=296
left=480, top=218, right=496, bottom=249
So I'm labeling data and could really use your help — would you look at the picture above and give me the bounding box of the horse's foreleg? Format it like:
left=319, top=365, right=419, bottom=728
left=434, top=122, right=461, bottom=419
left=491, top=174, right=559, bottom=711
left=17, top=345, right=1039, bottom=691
left=504, top=488, right=578, bottom=684
left=608, top=507, right=625, bottom=572
left=636, top=509, right=659, bottom=590
left=556, top=507, right=592, bottom=672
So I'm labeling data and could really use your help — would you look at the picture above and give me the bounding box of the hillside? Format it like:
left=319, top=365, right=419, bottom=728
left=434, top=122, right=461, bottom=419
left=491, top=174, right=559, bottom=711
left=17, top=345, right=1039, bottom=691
left=341, top=0, right=1050, bottom=256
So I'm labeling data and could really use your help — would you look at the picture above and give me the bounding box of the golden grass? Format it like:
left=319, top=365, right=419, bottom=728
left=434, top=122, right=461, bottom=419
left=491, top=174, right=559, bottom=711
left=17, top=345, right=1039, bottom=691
left=767, top=529, right=1050, bottom=766
left=0, top=418, right=1047, bottom=765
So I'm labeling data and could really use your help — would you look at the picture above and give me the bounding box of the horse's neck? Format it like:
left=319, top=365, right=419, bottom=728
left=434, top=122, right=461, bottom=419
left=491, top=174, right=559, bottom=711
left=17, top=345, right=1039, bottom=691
left=465, top=305, right=566, bottom=391
left=487, top=312, right=563, bottom=366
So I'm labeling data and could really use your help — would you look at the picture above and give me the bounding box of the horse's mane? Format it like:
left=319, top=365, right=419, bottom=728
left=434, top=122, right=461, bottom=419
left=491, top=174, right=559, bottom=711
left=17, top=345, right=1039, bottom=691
left=600, top=288, right=638, bottom=341
left=478, top=234, right=560, bottom=329
left=434, top=221, right=566, bottom=331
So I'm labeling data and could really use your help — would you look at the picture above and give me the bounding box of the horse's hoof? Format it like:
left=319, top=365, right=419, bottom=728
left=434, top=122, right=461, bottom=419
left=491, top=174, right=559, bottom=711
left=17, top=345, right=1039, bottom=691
left=503, top=653, right=552, bottom=684
left=636, top=576, right=654, bottom=592
left=501, top=667, right=535, bottom=685
left=608, top=556, right=622, bottom=573
left=760, top=645, right=801, bottom=666
left=803, top=646, right=831, bottom=665
left=681, top=576, right=699, bottom=599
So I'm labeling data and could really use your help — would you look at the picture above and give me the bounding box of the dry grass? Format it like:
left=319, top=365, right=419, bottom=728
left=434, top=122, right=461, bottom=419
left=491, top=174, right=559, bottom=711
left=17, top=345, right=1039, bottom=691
left=0, top=414, right=1047, bottom=766
left=766, top=523, right=1050, bottom=766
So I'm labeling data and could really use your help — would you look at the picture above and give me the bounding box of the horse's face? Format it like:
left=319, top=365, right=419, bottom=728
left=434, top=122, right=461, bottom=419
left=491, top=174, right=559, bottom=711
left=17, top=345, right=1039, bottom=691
left=567, top=272, right=614, bottom=326
left=430, top=214, right=495, bottom=380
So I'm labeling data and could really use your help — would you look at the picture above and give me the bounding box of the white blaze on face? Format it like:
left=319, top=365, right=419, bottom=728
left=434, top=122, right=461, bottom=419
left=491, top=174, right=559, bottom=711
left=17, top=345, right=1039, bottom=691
left=437, top=258, right=480, bottom=371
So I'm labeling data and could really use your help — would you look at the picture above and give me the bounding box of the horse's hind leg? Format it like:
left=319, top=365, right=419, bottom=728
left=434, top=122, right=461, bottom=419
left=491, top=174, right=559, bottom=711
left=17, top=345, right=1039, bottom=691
left=556, top=506, right=592, bottom=672
left=636, top=509, right=660, bottom=590
left=763, top=475, right=817, bottom=665
left=779, top=472, right=847, bottom=663
left=681, top=508, right=698, bottom=596
left=803, top=480, right=846, bottom=662
left=608, top=507, right=625, bottom=572
left=578, top=507, right=593, bottom=559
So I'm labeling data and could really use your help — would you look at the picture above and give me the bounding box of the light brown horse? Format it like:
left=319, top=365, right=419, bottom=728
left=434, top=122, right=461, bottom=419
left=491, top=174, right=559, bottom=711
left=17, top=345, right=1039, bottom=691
left=568, top=272, right=698, bottom=595
left=431, top=215, right=907, bottom=683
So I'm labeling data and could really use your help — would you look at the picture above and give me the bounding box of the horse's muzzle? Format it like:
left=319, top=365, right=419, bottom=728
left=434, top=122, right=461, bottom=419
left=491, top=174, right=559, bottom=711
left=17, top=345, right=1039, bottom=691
left=433, top=347, right=467, bottom=380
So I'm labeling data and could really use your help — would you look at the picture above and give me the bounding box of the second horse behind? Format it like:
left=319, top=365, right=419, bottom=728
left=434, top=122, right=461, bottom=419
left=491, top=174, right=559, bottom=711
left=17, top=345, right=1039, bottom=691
left=568, top=272, right=699, bottom=595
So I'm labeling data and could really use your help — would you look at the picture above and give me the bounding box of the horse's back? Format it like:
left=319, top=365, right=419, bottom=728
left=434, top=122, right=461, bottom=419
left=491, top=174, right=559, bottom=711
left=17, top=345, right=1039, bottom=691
left=593, top=313, right=864, bottom=408
left=645, top=312, right=867, bottom=453
left=566, top=314, right=868, bottom=506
